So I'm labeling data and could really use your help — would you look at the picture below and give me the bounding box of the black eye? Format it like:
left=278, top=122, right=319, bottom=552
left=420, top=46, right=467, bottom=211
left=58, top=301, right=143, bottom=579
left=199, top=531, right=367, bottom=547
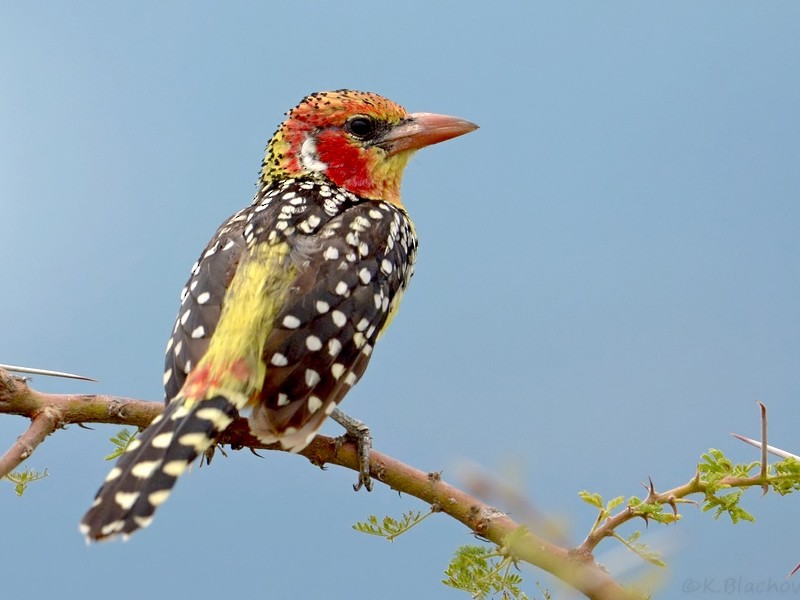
left=346, top=116, right=376, bottom=139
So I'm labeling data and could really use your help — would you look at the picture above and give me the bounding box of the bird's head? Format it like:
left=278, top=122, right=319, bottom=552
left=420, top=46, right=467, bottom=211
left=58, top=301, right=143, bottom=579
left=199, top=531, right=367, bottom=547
left=261, top=90, right=477, bottom=205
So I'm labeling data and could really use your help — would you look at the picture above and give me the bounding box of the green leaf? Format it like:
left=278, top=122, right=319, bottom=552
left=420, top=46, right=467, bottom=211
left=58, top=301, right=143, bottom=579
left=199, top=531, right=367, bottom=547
left=443, top=545, right=531, bottom=600
left=578, top=490, right=604, bottom=509
left=3, top=467, right=49, bottom=496
left=701, top=489, right=755, bottom=524
left=769, top=458, right=800, bottom=496
left=105, top=428, right=136, bottom=460
left=612, top=531, right=666, bottom=568
left=352, top=510, right=430, bottom=541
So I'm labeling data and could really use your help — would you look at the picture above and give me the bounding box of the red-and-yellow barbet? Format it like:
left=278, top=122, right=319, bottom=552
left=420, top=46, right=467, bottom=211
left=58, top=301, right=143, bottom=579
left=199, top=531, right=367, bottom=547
left=80, top=90, right=477, bottom=541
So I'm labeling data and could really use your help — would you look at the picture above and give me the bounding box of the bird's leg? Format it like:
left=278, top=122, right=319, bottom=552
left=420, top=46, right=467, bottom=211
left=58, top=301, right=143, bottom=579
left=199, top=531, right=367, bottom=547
left=330, top=408, right=373, bottom=491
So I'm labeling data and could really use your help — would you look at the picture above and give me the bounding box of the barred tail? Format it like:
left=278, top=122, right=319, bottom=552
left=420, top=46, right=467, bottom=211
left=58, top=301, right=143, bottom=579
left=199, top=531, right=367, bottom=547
left=80, top=395, right=239, bottom=541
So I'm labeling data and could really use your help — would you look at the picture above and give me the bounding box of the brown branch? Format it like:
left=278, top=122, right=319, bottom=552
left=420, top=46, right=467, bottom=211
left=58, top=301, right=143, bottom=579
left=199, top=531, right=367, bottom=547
left=0, top=407, right=60, bottom=478
left=0, top=367, right=642, bottom=600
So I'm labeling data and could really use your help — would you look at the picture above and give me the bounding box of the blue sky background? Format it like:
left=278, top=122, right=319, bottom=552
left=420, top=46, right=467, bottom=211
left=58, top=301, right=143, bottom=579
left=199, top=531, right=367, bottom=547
left=2, top=2, right=799, bottom=598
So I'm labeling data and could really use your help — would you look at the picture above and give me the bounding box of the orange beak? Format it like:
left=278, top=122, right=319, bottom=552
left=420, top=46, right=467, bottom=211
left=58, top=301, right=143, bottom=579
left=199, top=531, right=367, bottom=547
left=380, top=112, right=478, bottom=156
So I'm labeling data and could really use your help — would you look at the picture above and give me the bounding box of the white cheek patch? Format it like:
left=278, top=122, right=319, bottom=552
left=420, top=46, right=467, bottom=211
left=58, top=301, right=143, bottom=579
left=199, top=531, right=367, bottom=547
left=300, top=136, right=328, bottom=172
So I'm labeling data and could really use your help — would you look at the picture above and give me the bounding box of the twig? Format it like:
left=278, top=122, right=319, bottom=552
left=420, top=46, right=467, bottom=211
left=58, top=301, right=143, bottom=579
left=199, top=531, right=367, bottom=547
left=576, top=466, right=790, bottom=558
left=0, top=408, right=61, bottom=478
left=0, top=367, right=641, bottom=600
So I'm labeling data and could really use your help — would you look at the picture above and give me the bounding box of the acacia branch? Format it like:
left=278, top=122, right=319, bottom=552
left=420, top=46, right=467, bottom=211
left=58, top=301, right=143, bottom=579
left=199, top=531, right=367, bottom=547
left=0, top=368, right=642, bottom=600
left=576, top=403, right=787, bottom=558
left=0, top=406, right=60, bottom=477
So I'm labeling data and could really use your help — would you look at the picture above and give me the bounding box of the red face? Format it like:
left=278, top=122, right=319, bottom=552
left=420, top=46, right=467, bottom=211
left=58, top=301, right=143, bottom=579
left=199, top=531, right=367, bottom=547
left=261, top=90, right=477, bottom=205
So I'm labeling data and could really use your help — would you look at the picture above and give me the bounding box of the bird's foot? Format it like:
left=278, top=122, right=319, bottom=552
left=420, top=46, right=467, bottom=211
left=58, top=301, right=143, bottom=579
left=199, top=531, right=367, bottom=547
left=331, top=408, right=373, bottom=491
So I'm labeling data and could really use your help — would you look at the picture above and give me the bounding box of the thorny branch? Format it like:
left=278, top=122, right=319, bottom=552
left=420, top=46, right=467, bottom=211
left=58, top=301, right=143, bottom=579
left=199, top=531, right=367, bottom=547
left=576, top=402, right=783, bottom=558
left=0, top=367, right=644, bottom=600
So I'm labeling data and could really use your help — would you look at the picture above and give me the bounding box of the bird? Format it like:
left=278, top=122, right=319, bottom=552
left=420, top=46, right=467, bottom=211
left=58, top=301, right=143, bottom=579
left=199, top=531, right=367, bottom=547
left=80, top=89, right=477, bottom=541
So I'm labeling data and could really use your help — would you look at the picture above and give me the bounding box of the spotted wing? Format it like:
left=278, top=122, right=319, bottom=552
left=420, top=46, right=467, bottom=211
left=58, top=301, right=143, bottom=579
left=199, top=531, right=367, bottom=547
left=163, top=209, right=249, bottom=401
left=163, top=179, right=417, bottom=451
left=248, top=199, right=416, bottom=451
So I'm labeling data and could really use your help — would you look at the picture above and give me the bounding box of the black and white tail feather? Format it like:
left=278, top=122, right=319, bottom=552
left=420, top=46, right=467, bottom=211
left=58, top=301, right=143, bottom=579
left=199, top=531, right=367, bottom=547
left=80, top=395, right=239, bottom=541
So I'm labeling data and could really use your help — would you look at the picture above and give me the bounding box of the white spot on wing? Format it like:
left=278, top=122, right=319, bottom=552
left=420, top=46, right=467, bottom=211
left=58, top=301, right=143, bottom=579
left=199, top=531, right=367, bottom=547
left=307, top=396, right=323, bottom=414
left=353, top=332, right=366, bottom=348
left=305, top=369, right=321, bottom=387
left=331, top=363, right=345, bottom=380
left=331, top=310, right=347, bottom=327
left=283, top=315, right=301, bottom=329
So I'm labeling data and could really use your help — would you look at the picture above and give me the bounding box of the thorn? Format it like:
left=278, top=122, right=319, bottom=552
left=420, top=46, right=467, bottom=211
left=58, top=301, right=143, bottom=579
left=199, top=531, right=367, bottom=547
left=731, top=433, right=800, bottom=460
left=77, top=423, right=95, bottom=430
left=641, top=476, right=657, bottom=503
left=758, top=401, right=769, bottom=495
left=248, top=448, right=264, bottom=458
left=666, top=495, right=680, bottom=520
left=692, top=468, right=702, bottom=485
left=0, top=363, right=97, bottom=382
